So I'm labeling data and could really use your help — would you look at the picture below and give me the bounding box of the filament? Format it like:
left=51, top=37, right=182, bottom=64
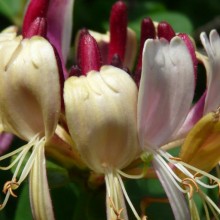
left=0, top=134, right=46, bottom=209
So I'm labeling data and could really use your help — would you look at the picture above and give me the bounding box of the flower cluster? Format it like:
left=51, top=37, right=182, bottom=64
left=0, top=0, right=220, bottom=219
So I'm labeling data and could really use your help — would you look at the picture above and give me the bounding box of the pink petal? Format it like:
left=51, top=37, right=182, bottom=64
left=47, top=0, right=74, bottom=77
left=172, top=91, right=206, bottom=140
left=138, top=37, right=194, bottom=149
left=200, top=30, right=220, bottom=113
left=153, top=157, right=190, bottom=220
left=0, top=132, right=13, bottom=155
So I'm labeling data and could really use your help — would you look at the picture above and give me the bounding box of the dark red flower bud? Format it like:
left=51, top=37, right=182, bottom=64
left=22, top=0, right=49, bottom=38
left=135, top=17, right=156, bottom=85
left=24, top=17, right=47, bottom=38
left=108, top=1, right=128, bottom=63
left=157, top=22, right=175, bottom=41
left=77, top=30, right=102, bottom=75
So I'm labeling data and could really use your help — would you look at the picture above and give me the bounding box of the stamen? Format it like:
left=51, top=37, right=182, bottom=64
left=108, top=197, right=124, bottom=220
left=116, top=166, right=146, bottom=179
left=154, top=154, right=188, bottom=193
left=182, top=178, right=199, bottom=199
left=108, top=1, right=128, bottom=63
left=0, top=135, right=46, bottom=209
left=160, top=150, right=220, bottom=189
left=169, top=156, right=182, bottom=162
left=116, top=173, right=141, bottom=220
left=199, top=191, right=220, bottom=217
left=2, top=179, right=19, bottom=198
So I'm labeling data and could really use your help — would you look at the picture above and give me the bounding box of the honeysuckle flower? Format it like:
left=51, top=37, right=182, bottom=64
left=73, top=2, right=205, bottom=218
left=138, top=35, right=194, bottom=220
left=138, top=27, right=220, bottom=219
left=173, top=30, right=220, bottom=140
left=0, top=0, right=74, bottom=218
left=0, top=30, right=60, bottom=220
left=65, top=30, right=142, bottom=220
left=23, top=0, right=74, bottom=78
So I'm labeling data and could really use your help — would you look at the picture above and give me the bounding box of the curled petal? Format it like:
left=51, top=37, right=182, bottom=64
left=29, top=143, right=55, bottom=220
left=153, top=156, right=190, bottom=220
left=138, top=37, right=194, bottom=149
left=47, top=0, right=74, bottom=65
left=172, top=92, right=206, bottom=140
left=200, top=30, right=220, bottom=113
left=0, top=36, right=60, bottom=141
left=64, top=66, right=139, bottom=173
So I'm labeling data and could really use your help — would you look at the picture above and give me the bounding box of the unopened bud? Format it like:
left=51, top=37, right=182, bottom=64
left=108, top=1, right=128, bottom=63
left=157, top=22, right=175, bottom=41
left=64, top=65, right=139, bottom=173
left=77, top=30, right=102, bottom=75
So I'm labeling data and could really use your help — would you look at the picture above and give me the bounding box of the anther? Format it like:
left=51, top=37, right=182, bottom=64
left=182, top=178, right=199, bottom=199
left=169, top=156, right=182, bottom=162
left=109, top=197, right=124, bottom=220
left=193, top=172, right=201, bottom=179
left=3, top=179, right=19, bottom=198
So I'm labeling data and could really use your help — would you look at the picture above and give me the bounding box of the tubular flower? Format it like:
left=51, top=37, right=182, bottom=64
left=138, top=26, right=220, bottom=219
left=0, top=1, right=65, bottom=219
left=174, top=29, right=220, bottom=139
left=65, top=31, right=141, bottom=220
left=138, top=35, right=194, bottom=220
left=73, top=1, right=219, bottom=218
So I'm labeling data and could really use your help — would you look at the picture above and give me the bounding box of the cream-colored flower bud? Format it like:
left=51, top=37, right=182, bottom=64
left=64, top=65, right=139, bottom=173
left=0, top=35, right=60, bottom=141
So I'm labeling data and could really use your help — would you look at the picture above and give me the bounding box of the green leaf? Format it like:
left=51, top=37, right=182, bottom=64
left=149, top=11, right=194, bottom=34
left=14, top=184, right=32, bottom=220
left=0, top=0, right=26, bottom=25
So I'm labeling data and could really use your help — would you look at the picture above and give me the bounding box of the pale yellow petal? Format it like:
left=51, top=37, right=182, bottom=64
left=0, top=36, right=60, bottom=141
left=64, top=65, right=139, bottom=173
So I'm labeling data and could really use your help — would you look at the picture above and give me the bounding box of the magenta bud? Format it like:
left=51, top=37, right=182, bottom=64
left=77, top=29, right=102, bottom=75
left=178, top=33, right=198, bottom=85
left=157, top=22, right=175, bottom=41
left=108, top=1, right=128, bottom=63
left=22, top=0, right=49, bottom=37
left=0, top=133, right=13, bottom=155
left=135, top=17, right=155, bottom=79
left=24, top=17, right=47, bottom=38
